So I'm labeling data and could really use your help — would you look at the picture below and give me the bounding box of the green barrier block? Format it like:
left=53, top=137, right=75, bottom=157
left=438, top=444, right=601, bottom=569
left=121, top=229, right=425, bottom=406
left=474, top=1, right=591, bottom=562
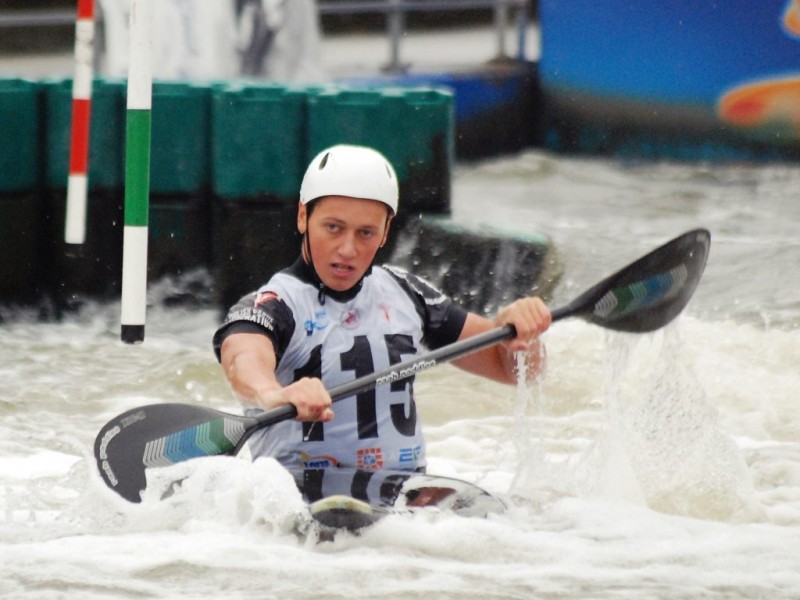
left=0, top=78, right=41, bottom=193
left=307, top=89, right=384, bottom=164
left=212, top=83, right=307, bottom=201
left=213, top=200, right=298, bottom=308
left=151, top=82, right=211, bottom=194
left=44, top=186, right=124, bottom=308
left=43, top=77, right=125, bottom=190
left=396, top=88, right=455, bottom=170
left=390, top=216, right=559, bottom=316
left=307, top=87, right=454, bottom=214
left=0, top=194, right=42, bottom=304
left=148, top=197, right=212, bottom=279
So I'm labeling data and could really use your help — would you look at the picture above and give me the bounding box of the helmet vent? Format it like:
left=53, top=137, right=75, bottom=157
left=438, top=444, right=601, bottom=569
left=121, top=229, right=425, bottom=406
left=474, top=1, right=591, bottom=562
left=319, top=152, right=330, bottom=170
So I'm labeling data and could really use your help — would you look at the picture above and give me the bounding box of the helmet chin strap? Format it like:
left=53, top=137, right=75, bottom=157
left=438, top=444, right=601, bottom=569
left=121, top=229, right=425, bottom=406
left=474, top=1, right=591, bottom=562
left=300, top=214, right=325, bottom=304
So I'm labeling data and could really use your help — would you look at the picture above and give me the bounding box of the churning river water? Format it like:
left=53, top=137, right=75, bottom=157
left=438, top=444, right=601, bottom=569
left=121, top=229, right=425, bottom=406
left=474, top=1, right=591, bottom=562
left=1, top=150, right=799, bottom=599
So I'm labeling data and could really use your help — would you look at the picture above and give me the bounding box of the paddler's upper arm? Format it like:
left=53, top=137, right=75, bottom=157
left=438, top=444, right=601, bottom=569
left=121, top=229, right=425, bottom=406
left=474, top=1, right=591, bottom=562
left=212, top=289, right=295, bottom=364
left=220, top=331, right=277, bottom=378
left=219, top=331, right=285, bottom=407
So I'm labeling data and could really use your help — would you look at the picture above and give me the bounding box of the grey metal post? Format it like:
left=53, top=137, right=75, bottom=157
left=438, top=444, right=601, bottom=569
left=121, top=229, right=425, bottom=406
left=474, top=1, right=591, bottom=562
left=514, top=0, right=529, bottom=60
left=384, top=0, right=407, bottom=73
left=493, top=0, right=509, bottom=59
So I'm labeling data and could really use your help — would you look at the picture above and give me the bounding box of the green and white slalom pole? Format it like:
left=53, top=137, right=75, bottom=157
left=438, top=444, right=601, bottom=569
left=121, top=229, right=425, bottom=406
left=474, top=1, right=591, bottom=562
left=120, top=0, right=153, bottom=344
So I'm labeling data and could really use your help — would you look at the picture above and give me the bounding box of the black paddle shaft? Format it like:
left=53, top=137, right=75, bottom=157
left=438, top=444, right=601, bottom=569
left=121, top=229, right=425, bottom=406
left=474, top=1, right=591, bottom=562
left=257, top=228, right=710, bottom=426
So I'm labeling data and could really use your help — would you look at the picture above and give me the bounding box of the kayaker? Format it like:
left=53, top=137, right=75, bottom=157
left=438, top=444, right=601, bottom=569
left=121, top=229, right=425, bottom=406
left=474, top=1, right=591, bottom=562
left=212, top=144, right=551, bottom=473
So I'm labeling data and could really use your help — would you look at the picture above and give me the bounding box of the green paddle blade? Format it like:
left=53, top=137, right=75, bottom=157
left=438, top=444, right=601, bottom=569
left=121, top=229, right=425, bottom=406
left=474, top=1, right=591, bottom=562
left=551, top=228, right=710, bottom=332
left=94, top=403, right=258, bottom=503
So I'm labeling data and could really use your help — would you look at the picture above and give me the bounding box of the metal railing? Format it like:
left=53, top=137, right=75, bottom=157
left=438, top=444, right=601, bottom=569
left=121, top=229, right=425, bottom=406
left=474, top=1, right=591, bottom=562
left=0, top=1, right=531, bottom=72
left=0, top=9, right=74, bottom=28
left=315, top=0, right=531, bottom=71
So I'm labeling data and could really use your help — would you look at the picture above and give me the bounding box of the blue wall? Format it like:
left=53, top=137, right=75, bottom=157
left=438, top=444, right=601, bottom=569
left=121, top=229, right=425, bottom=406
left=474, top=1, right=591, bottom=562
left=539, top=0, right=800, bottom=159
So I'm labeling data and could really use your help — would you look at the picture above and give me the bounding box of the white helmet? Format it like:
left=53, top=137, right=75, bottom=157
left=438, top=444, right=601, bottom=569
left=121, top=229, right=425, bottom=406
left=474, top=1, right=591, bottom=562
left=300, top=145, right=399, bottom=214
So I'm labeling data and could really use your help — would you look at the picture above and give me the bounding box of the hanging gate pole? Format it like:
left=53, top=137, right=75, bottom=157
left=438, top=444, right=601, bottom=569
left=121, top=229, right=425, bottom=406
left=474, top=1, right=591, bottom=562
left=64, top=0, right=95, bottom=245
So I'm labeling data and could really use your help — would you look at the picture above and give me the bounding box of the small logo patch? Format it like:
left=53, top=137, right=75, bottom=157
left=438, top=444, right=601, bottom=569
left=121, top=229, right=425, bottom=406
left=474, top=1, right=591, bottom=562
left=301, top=454, right=340, bottom=469
left=379, top=302, right=392, bottom=322
left=357, top=447, right=384, bottom=470
left=304, top=310, right=329, bottom=336
left=340, top=308, right=360, bottom=329
left=398, top=445, right=422, bottom=464
left=254, top=291, right=279, bottom=307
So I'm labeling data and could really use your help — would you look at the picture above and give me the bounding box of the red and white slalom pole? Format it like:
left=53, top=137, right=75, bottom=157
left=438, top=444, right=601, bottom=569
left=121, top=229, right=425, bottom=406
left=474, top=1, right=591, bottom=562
left=65, top=0, right=95, bottom=245
left=120, top=0, right=153, bottom=344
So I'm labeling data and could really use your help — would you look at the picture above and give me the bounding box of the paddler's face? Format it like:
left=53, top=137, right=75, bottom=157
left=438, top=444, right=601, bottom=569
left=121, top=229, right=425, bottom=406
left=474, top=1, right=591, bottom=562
left=298, top=196, right=392, bottom=292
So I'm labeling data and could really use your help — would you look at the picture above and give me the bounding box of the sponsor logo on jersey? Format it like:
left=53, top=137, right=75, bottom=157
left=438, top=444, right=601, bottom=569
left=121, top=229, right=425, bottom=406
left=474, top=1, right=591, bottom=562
left=340, top=308, right=360, bottom=329
left=254, top=290, right=279, bottom=307
left=301, top=453, right=340, bottom=469
left=304, top=310, right=329, bottom=336
left=357, top=447, right=384, bottom=470
left=226, top=308, right=275, bottom=332
left=398, top=445, right=422, bottom=464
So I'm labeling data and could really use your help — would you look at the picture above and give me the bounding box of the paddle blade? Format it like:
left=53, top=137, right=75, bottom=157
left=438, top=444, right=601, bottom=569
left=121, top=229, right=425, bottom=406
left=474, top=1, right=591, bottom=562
left=553, top=229, right=710, bottom=332
left=94, top=403, right=258, bottom=502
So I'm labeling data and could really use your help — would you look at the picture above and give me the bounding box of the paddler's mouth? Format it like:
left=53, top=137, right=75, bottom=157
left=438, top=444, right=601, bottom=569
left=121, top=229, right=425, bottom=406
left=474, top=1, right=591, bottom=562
left=331, top=262, right=355, bottom=275
left=326, top=262, right=360, bottom=288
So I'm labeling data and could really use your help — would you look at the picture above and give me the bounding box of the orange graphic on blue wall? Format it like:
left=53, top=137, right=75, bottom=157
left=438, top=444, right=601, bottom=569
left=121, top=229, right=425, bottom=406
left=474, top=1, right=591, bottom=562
left=718, top=77, right=800, bottom=141
left=783, top=0, right=800, bottom=36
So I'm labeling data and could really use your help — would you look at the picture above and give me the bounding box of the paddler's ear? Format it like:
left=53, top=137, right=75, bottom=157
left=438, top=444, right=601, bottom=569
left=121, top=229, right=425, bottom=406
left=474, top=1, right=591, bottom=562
left=379, top=213, right=393, bottom=248
left=297, top=201, right=307, bottom=234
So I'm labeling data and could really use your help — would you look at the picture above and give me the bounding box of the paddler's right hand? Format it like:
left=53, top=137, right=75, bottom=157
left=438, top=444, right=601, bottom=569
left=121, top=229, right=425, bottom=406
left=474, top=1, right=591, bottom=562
left=258, top=377, right=334, bottom=422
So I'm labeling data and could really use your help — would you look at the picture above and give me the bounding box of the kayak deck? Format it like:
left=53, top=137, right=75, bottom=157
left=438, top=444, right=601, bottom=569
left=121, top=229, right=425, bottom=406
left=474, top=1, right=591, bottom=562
left=308, top=495, right=388, bottom=532
left=290, top=467, right=505, bottom=534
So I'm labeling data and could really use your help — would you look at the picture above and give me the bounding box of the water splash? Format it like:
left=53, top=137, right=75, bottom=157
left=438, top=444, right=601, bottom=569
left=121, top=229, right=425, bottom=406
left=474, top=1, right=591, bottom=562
left=506, top=323, right=762, bottom=523
left=599, top=327, right=762, bottom=522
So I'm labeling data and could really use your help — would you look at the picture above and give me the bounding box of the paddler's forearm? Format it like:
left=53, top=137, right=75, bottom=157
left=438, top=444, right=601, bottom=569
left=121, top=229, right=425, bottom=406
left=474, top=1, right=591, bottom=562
left=452, top=305, right=549, bottom=384
left=458, top=341, right=545, bottom=384
left=220, top=333, right=334, bottom=423
left=220, top=333, right=284, bottom=410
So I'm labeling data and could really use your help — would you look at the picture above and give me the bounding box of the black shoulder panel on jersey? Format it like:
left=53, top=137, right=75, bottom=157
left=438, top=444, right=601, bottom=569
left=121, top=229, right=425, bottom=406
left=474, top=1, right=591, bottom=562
left=382, top=265, right=468, bottom=350
left=212, top=290, right=296, bottom=363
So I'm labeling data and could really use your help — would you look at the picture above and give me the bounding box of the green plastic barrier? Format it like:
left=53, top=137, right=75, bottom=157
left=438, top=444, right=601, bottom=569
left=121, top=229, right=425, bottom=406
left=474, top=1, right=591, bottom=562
left=212, top=201, right=299, bottom=307
left=212, top=83, right=308, bottom=201
left=151, top=82, right=211, bottom=194
left=0, top=195, right=41, bottom=305
left=0, top=79, right=42, bottom=304
left=0, top=78, right=40, bottom=193
left=43, top=77, right=125, bottom=190
left=307, top=87, right=454, bottom=214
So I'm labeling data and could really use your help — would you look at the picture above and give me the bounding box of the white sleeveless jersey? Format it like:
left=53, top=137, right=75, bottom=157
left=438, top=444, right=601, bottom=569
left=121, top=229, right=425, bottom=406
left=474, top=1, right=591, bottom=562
left=213, top=259, right=468, bottom=472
